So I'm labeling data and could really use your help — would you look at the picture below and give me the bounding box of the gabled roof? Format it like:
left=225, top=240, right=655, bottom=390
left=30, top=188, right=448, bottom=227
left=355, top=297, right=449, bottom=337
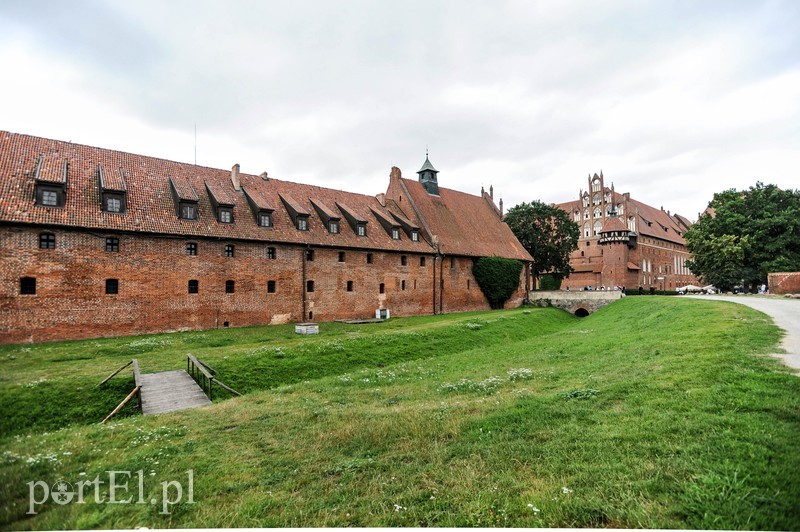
left=393, top=177, right=532, bottom=260
left=310, top=198, right=340, bottom=222
left=0, top=131, right=433, bottom=254
left=242, top=182, right=276, bottom=211
left=601, top=215, right=628, bottom=233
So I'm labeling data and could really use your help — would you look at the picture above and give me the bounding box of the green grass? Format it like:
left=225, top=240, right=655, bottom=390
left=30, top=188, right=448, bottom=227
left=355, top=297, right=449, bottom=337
left=1, top=298, right=798, bottom=529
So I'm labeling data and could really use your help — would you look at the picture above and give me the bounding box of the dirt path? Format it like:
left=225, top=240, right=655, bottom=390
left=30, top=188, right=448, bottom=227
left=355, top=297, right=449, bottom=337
left=690, top=295, right=800, bottom=373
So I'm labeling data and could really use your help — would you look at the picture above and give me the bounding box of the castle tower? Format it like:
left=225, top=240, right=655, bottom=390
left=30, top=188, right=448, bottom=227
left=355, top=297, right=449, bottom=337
left=417, top=151, right=439, bottom=195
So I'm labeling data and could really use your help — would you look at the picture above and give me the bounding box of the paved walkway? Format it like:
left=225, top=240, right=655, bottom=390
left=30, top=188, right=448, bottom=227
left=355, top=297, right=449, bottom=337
left=690, top=295, right=800, bottom=373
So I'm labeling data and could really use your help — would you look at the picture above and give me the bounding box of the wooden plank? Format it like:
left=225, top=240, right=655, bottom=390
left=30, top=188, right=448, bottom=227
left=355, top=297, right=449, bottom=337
left=97, top=360, right=133, bottom=387
left=100, top=386, right=140, bottom=424
left=139, top=369, right=211, bottom=415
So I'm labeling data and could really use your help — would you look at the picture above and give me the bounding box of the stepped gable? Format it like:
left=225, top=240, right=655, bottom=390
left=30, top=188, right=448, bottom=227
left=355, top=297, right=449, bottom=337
left=0, top=131, right=432, bottom=254
left=394, top=177, right=532, bottom=260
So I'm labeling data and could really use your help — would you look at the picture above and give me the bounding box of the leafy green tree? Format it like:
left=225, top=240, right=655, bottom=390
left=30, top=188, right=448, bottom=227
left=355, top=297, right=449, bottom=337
left=685, top=183, right=800, bottom=291
left=472, top=257, right=524, bottom=309
left=504, top=201, right=579, bottom=288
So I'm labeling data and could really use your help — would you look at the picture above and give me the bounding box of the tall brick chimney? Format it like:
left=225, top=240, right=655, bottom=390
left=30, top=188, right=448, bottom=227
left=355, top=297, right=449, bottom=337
left=231, top=164, right=241, bottom=191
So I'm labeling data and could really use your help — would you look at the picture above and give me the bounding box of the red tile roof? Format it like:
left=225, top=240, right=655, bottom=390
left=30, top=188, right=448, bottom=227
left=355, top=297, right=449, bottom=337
left=204, top=177, right=236, bottom=206
left=35, top=154, right=67, bottom=184
left=98, top=164, right=127, bottom=192
left=393, top=177, right=532, bottom=261
left=0, top=131, right=433, bottom=254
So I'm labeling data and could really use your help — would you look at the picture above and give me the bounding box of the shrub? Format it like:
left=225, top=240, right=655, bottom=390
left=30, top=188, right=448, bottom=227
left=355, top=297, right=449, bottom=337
left=538, top=273, right=563, bottom=290
left=472, top=257, right=524, bottom=309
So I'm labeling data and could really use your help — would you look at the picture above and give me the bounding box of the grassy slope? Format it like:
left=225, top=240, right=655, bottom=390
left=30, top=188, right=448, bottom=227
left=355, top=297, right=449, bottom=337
left=1, top=298, right=799, bottom=529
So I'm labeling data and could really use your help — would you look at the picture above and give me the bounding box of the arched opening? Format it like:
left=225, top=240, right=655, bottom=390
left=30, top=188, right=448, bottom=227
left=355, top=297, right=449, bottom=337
left=574, top=308, right=590, bottom=318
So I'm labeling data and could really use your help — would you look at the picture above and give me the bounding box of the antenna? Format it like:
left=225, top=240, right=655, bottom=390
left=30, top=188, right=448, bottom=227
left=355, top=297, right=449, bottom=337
left=194, top=124, right=197, bottom=165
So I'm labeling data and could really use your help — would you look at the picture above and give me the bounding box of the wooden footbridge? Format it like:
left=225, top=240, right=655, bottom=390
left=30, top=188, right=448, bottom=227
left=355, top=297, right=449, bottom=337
left=99, top=355, right=241, bottom=422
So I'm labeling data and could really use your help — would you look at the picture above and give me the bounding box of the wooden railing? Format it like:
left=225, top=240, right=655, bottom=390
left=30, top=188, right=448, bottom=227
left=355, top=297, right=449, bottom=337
left=187, top=354, right=241, bottom=400
left=99, top=359, right=141, bottom=424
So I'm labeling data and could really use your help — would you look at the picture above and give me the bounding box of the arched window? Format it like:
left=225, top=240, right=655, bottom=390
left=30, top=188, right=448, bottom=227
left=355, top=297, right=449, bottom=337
left=593, top=220, right=602, bottom=236
left=617, top=204, right=624, bottom=215
left=594, top=207, right=601, bottom=218
left=593, top=193, right=601, bottom=205
left=628, top=216, right=636, bottom=232
left=583, top=221, right=590, bottom=238
left=592, top=178, right=601, bottom=192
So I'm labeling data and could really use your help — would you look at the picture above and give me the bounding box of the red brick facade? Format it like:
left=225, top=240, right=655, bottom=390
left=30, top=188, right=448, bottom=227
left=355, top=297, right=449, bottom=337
left=556, top=172, right=700, bottom=291
left=767, top=272, right=800, bottom=295
left=0, top=132, right=531, bottom=344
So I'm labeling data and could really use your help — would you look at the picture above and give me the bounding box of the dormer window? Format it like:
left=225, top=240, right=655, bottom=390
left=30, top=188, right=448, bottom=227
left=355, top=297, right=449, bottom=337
left=219, top=207, right=233, bottom=224
left=259, top=211, right=273, bottom=227
left=180, top=202, right=198, bottom=220
left=356, top=223, right=366, bottom=236
left=34, top=155, right=67, bottom=208
left=329, top=220, right=339, bottom=234
left=411, top=230, right=419, bottom=242
left=297, top=216, right=309, bottom=231
left=99, top=165, right=127, bottom=214
left=392, top=228, right=400, bottom=240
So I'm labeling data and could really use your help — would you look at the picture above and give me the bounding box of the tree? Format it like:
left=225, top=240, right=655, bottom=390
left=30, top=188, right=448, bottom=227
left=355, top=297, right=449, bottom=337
left=504, top=201, right=580, bottom=288
left=472, top=256, right=524, bottom=309
left=684, top=183, right=800, bottom=292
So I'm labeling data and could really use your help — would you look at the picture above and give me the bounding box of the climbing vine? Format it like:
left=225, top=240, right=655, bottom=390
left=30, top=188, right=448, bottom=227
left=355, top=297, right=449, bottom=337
left=472, top=256, right=524, bottom=309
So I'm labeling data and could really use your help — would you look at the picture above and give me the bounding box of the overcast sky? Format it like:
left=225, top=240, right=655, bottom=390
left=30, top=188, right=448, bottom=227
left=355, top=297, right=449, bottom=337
left=1, top=0, right=798, bottom=220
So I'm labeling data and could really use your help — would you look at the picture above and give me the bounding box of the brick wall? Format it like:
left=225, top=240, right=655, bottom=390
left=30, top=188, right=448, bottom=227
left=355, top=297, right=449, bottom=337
left=768, top=272, right=800, bottom=295
left=0, top=226, right=455, bottom=343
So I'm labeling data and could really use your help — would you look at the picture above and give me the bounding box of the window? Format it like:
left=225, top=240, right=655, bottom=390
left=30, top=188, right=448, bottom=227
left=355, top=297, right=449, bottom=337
left=450, top=256, right=456, bottom=269
left=188, top=280, right=199, bottom=294
left=219, top=208, right=233, bottom=223
left=338, top=251, right=346, bottom=262
left=105, top=278, right=119, bottom=295
left=41, top=190, right=58, bottom=206
left=20, top=277, right=36, bottom=295
left=306, top=280, right=315, bottom=293
left=105, top=237, right=119, bottom=252
left=356, top=223, right=366, bottom=236
left=379, top=282, right=385, bottom=294
left=411, top=231, right=419, bottom=242
left=225, top=280, right=235, bottom=293
left=267, top=280, right=276, bottom=293
left=259, top=212, right=273, bottom=227
left=391, top=228, right=400, bottom=240
left=329, top=220, right=339, bottom=234
left=186, top=243, right=197, bottom=256
left=366, top=253, right=373, bottom=264
left=297, top=216, right=308, bottom=231
left=225, top=244, right=234, bottom=257
left=105, top=196, right=122, bottom=213
left=420, top=256, right=426, bottom=267
left=468, top=279, right=470, bottom=290
left=39, top=233, right=55, bottom=249
left=306, top=249, right=314, bottom=261
left=347, top=280, right=353, bottom=292
left=401, top=280, right=406, bottom=290
left=401, top=255, right=407, bottom=266
left=267, top=247, right=276, bottom=259
left=180, top=203, right=197, bottom=220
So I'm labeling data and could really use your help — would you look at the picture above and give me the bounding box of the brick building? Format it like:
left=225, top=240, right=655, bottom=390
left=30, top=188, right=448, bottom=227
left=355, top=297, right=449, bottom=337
left=0, top=132, right=531, bottom=344
left=556, top=172, right=699, bottom=291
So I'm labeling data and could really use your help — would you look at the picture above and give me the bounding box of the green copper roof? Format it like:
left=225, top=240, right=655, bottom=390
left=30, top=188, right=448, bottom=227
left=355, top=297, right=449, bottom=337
left=417, top=156, right=438, bottom=174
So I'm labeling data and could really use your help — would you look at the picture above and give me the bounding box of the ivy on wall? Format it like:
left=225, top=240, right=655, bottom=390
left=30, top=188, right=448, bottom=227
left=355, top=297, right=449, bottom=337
left=472, top=256, right=524, bottom=309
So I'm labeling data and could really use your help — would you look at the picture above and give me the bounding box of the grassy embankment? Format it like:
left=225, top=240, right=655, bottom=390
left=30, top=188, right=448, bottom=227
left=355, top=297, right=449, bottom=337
left=1, top=297, right=798, bottom=529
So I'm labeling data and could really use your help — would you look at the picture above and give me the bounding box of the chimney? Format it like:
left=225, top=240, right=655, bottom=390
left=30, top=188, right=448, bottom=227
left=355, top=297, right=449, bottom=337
left=259, top=171, right=269, bottom=181
left=499, top=198, right=504, bottom=215
left=390, top=166, right=402, bottom=180
left=489, top=185, right=494, bottom=200
left=623, top=192, right=630, bottom=200
left=231, top=164, right=241, bottom=191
